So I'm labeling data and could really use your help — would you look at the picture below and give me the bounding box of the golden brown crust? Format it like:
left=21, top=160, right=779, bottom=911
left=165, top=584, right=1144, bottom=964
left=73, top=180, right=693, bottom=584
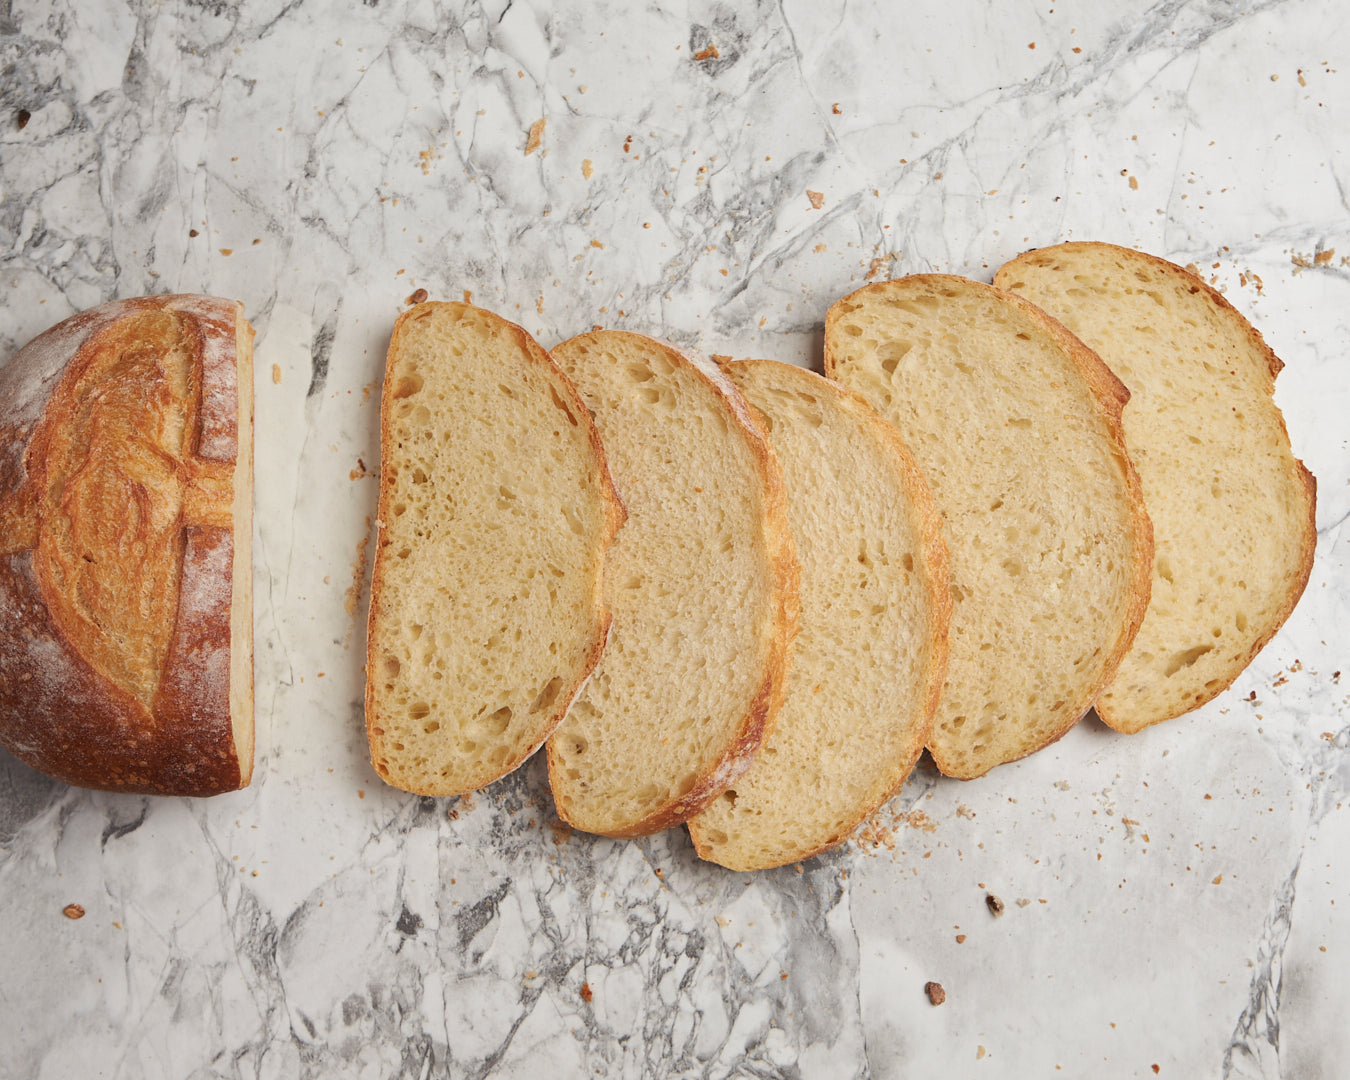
left=0, top=296, right=252, bottom=796
left=365, top=303, right=625, bottom=795
left=688, top=362, right=950, bottom=869
left=824, top=275, right=1154, bottom=777
left=544, top=332, right=799, bottom=838
left=996, top=243, right=1317, bottom=733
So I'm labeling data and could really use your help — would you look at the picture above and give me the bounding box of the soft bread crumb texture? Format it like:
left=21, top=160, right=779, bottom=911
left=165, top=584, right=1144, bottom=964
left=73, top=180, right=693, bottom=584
left=826, top=275, right=1151, bottom=779
left=366, top=303, right=620, bottom=795
left=996, top=243, right=1317, bottom=731
left=546, top=332, right=796, bottom=837
left=688, top=361, right=950, bottom=870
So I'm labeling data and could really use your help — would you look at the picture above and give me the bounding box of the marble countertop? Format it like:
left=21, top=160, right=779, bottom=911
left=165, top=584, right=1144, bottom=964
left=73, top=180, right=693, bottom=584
left=2, top=1, right=1347, bottom=1076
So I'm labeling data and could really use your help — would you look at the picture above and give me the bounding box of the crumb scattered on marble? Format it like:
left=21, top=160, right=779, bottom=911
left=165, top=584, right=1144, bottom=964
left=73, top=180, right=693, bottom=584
left=582, top=158, right=594, bottom=179
left=1212, top=874, right=1223, bottom=885
left=955, top=934, right=966, bottom=943
left=832, top=102, right=841, bottom=114
left=272, top=363, right=282, bottom=384
left=580, top=982, right=593, bottom=1002
left=406, top=288, right=428, bottom=305
left=694, top=44, right=719, bottom=61
left=525, top=118, right=546, bottom=155
left=62, top=904, right=84, bottom=920
left=986, top=893, right=1005, bottom=917
left=220, top=248, right=233, bottom=256
left=977, top=1046, right=987, bottom=1059
left=807, top=190, right=824, bottom=209
left=715, top=914, right=730, bottom=928
left=925, top=981, right=946, bottom=1005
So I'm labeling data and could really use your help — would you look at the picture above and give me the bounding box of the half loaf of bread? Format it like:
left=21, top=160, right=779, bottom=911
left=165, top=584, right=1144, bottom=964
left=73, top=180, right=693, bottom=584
left=995, top=243, right=1317, bottom=732
left=0, top=296, right=254, bottom=796
left=687, top=360, right=950, bottom=870
left=825, top=276, right=1152, bottom=778
left=546, top=331, right=799, bottom=838
left=365, top=302, right=624, bottom=795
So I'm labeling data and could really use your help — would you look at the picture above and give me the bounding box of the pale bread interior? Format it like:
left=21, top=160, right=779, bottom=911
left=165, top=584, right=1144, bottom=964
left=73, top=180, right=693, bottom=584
left=546, top=332, right=793, bottom=837
left=688, top=360, right=949, bottom=870
left=366, top=303, right=618, bottom=795
left=996, top=243, right=1317, bottom=731
left=826, top=276, right=1151, bottom=778
left=230, top=306, right=255, bottom=784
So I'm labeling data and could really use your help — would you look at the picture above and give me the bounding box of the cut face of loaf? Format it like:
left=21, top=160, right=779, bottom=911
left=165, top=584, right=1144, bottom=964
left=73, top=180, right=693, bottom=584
left=687, top=360, right=950, bottom=870
left=995, top=243, right=1317, bottom=732
left=825, top=276, right=1153, bottom=779
left=365, top=303, right=623, bottom=796
left=0, top=296, right=254, bottom=796
left=546, top=332, right=798, bottom=838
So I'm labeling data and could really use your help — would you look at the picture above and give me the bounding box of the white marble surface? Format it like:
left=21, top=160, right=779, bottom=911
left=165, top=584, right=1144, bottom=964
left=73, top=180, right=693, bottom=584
left=1, top=0, right=1347, bottom=1076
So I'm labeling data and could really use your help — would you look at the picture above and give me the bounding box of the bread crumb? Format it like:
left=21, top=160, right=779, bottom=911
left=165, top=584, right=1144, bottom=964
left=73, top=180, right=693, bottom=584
left=1129, top=176, right=1139, bottom=190
left=189, top=228, right=199, bottom=238
left=1213, top=874, right=1223, bottom=885
left=1028, top=41, right=1036, bottom=49
left=63, top=903, right=85, bottom=919
left=715, top=914, right=730, bottom=927
left=807, top=189, right=825, bottom=210
left=924, top=981, right=946, bottom=1005
left=977, top=1046, right=987, bottom=1059
left=1072, top=46, right=1082, bottom=53
left=525, top=118, right=546, bottom=155
left=406, top=288, right=428, bottom=305
left=1152, top=1067, right=1160, bottom=1075
left=986, top=893, right=1005, bottom=917
left=219, top=248, right=233, bottom=256
left=955, top=934, right=966, bottom=943
left=582, top=158, right=594, bottom=179
left=580, top=982, right=593, bottom=1002
left=832, top=102, right=841, bottom=114
left=956, top=804, right=976, bottom=819
left=549, top=819, right=572, bottom=845
left=591, top=239, right=604, bottom=249
left=1315, top=248, right=1335, bottom=266
left=271, top=363, right=282, bottom=384
left=694, top=44, right=719, bottom=61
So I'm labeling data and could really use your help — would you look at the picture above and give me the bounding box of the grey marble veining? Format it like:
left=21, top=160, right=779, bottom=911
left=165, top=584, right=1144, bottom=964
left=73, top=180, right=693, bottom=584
left=2, top=0, right=1348, bottom=1076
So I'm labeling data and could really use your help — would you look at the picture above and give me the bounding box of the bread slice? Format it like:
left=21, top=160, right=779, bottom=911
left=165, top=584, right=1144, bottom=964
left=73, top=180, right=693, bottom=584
left=0, top=295, right=253, bottom=796
left=825, top=276, right=1152, bottom=778
left=687, top=360, right=950, bottom=870
left=365, top=302, right=623, bottom=795
left=995, top=243, right=1317, bottom=732
left=545, top=331, right=798, bottom=838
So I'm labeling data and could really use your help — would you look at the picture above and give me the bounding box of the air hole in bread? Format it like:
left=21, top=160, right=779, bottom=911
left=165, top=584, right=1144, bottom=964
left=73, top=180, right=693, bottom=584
left=497, top=383, right=516, bottom=399
left=1235, top=611, right=1248, bottom=632
left=484, top=706, right=512, bottom=735
left=393, top=373, right=424, bottom=399
left=548, top=385, right=579, bottom=425
left=382, top=656, right=401, bottom=678
left=561, top=507, right=587, bottom=536
left=408, top=702, right=430, bottom=720
left=1164, top=645, right=1213, bottom=677
left=624, top=363, right=654, bottom=383
left=530, top=676, right=564, bottom=714
left=1008, top=418, right=1032, bottom=430
left=878, top=341, right=912, bottom=374
left=412, top=467, right=428, bottom=484
left=423, top=720, right=440, bottom=734
left=392, top=503, right=407, bottom=517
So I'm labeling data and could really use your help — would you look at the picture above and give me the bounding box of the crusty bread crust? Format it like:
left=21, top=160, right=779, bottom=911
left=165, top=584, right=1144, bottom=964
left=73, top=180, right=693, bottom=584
left=545, top=332, right=799, bottom=838
left=825, top=275, right=1153, bottom=777
left=0, top=296, right=254, bottom=796
left=688, top=361, right=950, bottom=869
left=996, top=243, right=1317, bottom=731
left=365, top=303, right=625, bottom=795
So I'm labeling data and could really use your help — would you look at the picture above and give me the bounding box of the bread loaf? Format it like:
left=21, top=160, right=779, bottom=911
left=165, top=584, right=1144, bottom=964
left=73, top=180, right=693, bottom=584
left=825, top=276, right=1152, bottom=778
left=687, top=360, right=949, bottom=870
left=0, top=295, right=254, bottom=796
left=545, top=332, right=799, bottom=838
left=995, top=243, right=1317, bottom=731
left=365, top=302, right=624, bottom=795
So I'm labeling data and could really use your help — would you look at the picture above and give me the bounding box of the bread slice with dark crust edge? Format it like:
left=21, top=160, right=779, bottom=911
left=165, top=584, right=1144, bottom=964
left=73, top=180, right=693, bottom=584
left=0, top=295, right=254, bottom=796
left=688, top=359, right=950, bottom=870
left=995, top=242, right=1317, bottom=732
left=825, top=275, right=1153, bottom=778
left=365, top=302, right=625, bottom=796
left=545, top=331, right=799, bottom=838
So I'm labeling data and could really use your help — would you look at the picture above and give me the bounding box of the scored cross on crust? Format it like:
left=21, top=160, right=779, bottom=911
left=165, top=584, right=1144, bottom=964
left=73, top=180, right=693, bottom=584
left=0, top=310, right=233, bottom=711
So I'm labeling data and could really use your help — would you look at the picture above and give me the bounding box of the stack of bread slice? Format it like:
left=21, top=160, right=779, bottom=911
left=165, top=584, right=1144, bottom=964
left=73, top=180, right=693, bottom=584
left=363, top=244, right=1316, bottom=868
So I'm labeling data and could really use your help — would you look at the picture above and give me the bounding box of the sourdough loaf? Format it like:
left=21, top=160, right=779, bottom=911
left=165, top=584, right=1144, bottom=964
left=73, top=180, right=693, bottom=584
left=687, top=360, right=949, bottom=870
left=0, top=295, right=255, bottom=796
left=545, top=332, right=799, bottom=838
left=365, top=302, right=623, bottom=795
left=995, top=243, right=1317, bottom=731
left=825, top=276, right=1152, bottom=778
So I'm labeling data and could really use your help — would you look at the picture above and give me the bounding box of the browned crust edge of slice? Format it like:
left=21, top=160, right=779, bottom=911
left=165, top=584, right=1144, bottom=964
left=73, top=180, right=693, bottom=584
left=544, top=332, right=800, bottom=838
left=688, top=361, right=950, bottom=869
left=364, top=302, right=626, bottom=796
left=824, top=275, right=1154, bottom=777
left=996, top=242, right=1318, bottom=733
